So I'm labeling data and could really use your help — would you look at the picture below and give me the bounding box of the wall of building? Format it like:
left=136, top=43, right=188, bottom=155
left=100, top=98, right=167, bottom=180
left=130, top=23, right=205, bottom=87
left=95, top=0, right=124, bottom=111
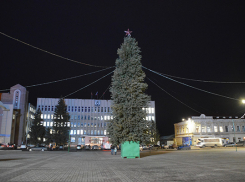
left=37, top=98, right=156, bottom=146
left=0, top=103, right=13, bottom=144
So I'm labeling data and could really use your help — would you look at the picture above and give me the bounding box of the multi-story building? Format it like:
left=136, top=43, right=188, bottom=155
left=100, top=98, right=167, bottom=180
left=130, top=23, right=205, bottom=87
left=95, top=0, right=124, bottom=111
left=0, top=84, right=29, bottom=145
left=26, top=103, right=36, bottom=144
left=37, top=98, right=156, bottom=146
left=174, top=114, right=245, bottom=146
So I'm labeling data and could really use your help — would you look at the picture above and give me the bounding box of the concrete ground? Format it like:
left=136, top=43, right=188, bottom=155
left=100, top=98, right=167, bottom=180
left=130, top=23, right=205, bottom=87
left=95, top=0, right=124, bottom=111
left=0, top=147, right=245, bottom=182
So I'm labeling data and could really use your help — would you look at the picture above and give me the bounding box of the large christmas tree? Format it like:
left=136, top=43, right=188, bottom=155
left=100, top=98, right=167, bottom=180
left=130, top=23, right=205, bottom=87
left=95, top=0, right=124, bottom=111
left=108, top=30, right=151, bottom=145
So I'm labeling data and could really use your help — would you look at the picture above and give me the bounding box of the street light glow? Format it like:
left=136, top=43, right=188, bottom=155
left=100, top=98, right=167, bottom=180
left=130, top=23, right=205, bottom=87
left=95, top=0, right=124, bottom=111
left=242, top=100, right=245, bottom=104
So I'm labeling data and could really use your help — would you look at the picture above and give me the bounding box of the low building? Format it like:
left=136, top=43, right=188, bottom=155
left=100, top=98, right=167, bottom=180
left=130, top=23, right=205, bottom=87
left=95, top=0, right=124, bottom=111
left=174, top=114, right=245, bottom=146
left=37, top=98, right=156, bottom=146
left=0, top=84, right=29, bottom=145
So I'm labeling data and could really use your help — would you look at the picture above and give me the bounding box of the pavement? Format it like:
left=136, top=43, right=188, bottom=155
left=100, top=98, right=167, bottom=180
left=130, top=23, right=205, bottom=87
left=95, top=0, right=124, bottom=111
left=0, top=147, right=245, bottom=182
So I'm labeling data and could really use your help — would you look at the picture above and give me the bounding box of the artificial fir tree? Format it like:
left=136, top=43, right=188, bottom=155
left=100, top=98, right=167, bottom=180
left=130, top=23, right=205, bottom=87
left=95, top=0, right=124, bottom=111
left=108, top=30, right=151, bottom=146
left=29, top=108, right=46, bottom=145
left=52, top=98, right=70, bottom=146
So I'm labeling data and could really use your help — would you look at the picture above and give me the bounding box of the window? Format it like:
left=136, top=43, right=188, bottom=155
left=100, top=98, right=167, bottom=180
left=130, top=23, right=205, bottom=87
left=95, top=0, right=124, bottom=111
left=91, top=116, right=93, bottom=120
left=94, top=123, right=97, bottom=127
left=84, top=130, right=86, bottom=135
left=84, top=123, right=87, bottom=127
left=242, top=126, right=245, bottom=132
left=104, top=116, right=107, bottom=120
left=104, top=123, right=107, bottom=127
left=77, top=130, right=80, bottom=134
left=91, top=107, right=94, bottom=112
left=214, top=126, right=218, bottom=132
left=50, top=122, right=53, bottom=126
left=42, top=105, right=44, bottom=111
left=43, top=122, right=46, bottom=126
left=152, top=108, right=155, bottom=113
left=104, top=130, right=106, bottom=135
left=75, top=106, right=77, bottom=112
left=88, top=107, right=90, bottom=112
left=207, top=127, right=211, bottom=132
left=51, top=106, right=54, bottom=111
left=81, top=123, right=83, bottom=127
left=91, top=123, right=93, bottom=127
left=71, top=115, right=74, bottom=120
left=71, top=137, right=75, bottom=142
left=98, top=130, right=100, bottom=135
left=71, top=122, right=73, bottom=127
left=88, top=115, right=90, bottom=120
left=68, top=106, right=70, bottom=112
left=108, top=107, right=110, bottom=112
left=44, top=106, right=47, bottom=111
left=237, top=126, right=240, bottom=132
left=88, top=123, right=90, bottom=127
left=85, top=107, right=87, bottom=112
left=225, top=126, right=228, bottom=132
left=101, top=107, right=103, bottom=112
left=104, top=107, right=107, bottom=112
left=67, top=122, right=70, bottom=127
left=98, top=107, right=100, bottom=112
left=196, top=126, right=200, bottom=133
left=81, top=107, right=84, bottom=112
left=74, top=122, right=76, bottom=127
left=94, top=130, right=97, bottom=135
left=78, top=106, right=80, bottom=112
left=91, top=130, right=93, bottom=135
left=48, top=106, right=50, bottom=111
left=70, top=130, right=73, bottom=135
left=74, top=115, right=77, bottom=120
left=95, top=107, right=97, bottom=112
left=47, top=114, right=50, bottom=119
left=101, top=116, right=103, bottom=120
left=78, top=115, right=80, bottom=120
left=81, top=130, right=83, bottom=134
left=201, top=127, right=205, bottom=132
left=77, top=122, right=80, bottom=127
left=219, top=126, right=223, bottom=132
left=85, top=115, right=87, bottom=120
left=152, top=116, right=155, bottom=121
left=74, top=130, right=76, bottom=135
left=71, top=106, right=74, bottom=112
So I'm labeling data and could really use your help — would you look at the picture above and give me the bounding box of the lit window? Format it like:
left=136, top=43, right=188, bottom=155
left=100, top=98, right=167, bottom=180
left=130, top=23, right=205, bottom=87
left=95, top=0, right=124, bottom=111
left=71, top=137, right=75, bottom=142
left=47, top=122, right=49, bottom=126
left=43, top=122, right=46, bottom=126
left=67, top=122, right=70, bottom=127
left=47, top=114, right=50, bottom=119
left=214, top=126, right=218, bottom=132
left=88, top=123, right=90, bottom=127
left=94, top=130, right=96, bottom=135
left=77, top=130, right=80, bottom=134
left=146, top=116, right=148, bottom=120
left=152, top=116, right=155, bottom=121
left=91, top=130, right=93, bottom=135
left=77, top=122, right=80, bottom=127
left=50, top=122, right=53, bottom=126
left=84, top=123, right=87, bottom=127
left=98, top=130, right=100, bottom=135
left=152, top=108, right=155, bottom=113
left=81, top=130, right=83, bottom=134
left=94, top=123, right=97, bottom=127
left=111, top=116, right=113, bottom=119
left=219, top=126, right=223, bottom=132
left=74, top=122, right=76, bottom=127
left=71, top=122, right=73, bottom=127
left=84, top=130, right=86, bottom=134
left=74, top=130, right=76, bottom=135
left=70, top=130, right=73, bottom=135
left=91, top=123, right=93, bottom=127
left=202, top=127, right=205, bottom=132
left=104, top=130, right=106, bottom=135
left=104, top=116, right=107, bottom=120
left=207, top=127, right=211, bottom=132
left=41, top=114, right=43, bottom=119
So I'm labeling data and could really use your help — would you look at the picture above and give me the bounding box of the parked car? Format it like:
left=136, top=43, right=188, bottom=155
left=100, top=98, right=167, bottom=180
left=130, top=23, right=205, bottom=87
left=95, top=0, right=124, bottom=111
left=223, top=142, right=236, bottom=147
left=168, top=144, right=178, bottom=149
left=76, top=145, right=82, bottom=150
left=58, top=145, right=64, bottom=150
left=236, top=141, right=245, bottom=147
left=29, top=146, right=47, bottom=151
left=20, top=144, right=29, bottom=151
left=177, top=145, right=191, bottom=150
left=92, top=145, right=100, bottom=150
left=85, top=145, right=91, bottom=150
left=7, top=143, right=15, bottom=149
left=142, top=145, right=149, bottom=150
left=0, top=143, right=7, bottom=150
left=151, top=145, right=160, bottom=150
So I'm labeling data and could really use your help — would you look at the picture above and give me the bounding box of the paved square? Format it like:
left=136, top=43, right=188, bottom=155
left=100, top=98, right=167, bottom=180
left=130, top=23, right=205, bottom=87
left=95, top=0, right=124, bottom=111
left=0, top=147, right=245, bottom=181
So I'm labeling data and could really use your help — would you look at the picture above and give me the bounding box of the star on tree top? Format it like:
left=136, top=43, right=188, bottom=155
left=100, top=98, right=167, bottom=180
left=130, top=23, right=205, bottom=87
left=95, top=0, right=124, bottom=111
left=124, top=29, right=132, bottom=36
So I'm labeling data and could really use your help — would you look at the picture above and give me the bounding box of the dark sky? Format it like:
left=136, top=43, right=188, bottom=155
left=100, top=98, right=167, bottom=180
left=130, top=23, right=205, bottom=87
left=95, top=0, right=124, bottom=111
left=1, top=1, right=245, bottom=136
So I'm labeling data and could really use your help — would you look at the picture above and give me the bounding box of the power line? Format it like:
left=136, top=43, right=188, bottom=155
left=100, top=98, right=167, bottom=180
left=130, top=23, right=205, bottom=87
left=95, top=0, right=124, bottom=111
left=0, top=31, right=110, bottom=68
left=143, top=66, right=239, bottom=101
left=147, top=77, right=202, bottom=114
left=155, top=71, right=245, bottom=83
left=63, top=71, right=114, bottom=98
left=99, top=84, right=111, bottom=99
left=0, top=67, right=114, bottom=92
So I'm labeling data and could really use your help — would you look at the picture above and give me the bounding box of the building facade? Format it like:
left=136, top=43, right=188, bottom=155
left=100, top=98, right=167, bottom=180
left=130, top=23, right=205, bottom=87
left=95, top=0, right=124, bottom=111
left=174, top=114, right=245, bottom=146
left=0, top=84, right=29, bottom=145
left=37, top=98, right=156, bottom=146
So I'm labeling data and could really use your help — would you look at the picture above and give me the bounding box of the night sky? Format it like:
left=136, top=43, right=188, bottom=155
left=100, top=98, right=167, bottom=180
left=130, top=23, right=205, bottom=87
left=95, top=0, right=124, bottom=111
left=1, top=1, right=245, bottom=136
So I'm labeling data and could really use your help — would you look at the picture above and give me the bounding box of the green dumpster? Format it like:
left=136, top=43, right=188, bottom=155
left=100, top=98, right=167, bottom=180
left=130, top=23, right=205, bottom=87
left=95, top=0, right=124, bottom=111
left=121, top=141, right=140, bottom=158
